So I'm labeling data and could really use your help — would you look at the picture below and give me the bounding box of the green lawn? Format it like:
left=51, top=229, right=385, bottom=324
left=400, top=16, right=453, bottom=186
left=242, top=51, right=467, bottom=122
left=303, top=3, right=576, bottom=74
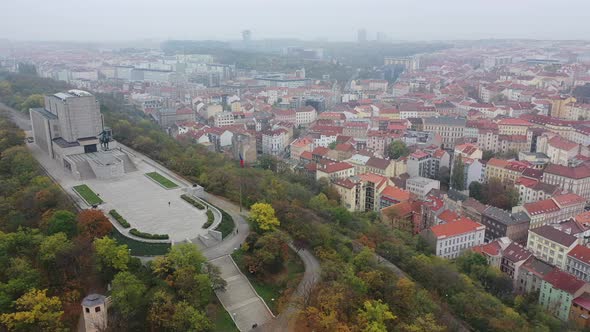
left=110, top=227, right=171, bottom=256
left=232, top=248, right=304, bottom=315
left=211, top=296, right=239, bottom=332
left=201, top=199, right=235, bottom=238
left=73, top=184, right=103, bottom=205
left=145, top=172, right=178, bottom=189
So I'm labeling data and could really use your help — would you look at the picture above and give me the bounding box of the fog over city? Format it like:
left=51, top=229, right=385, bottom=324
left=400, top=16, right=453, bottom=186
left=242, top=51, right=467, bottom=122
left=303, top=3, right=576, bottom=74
left=2, top=0, right=590, bottom=41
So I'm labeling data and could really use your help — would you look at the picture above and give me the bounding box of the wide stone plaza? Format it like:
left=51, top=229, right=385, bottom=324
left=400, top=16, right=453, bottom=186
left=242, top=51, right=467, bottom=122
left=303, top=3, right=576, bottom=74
left=27, top=140, right=210, bottom=242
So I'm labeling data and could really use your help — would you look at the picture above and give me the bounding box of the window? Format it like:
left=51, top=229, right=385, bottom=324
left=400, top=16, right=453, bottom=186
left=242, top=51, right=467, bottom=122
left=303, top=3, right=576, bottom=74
left=85, top=308, right=90, bottom=313
left=95, top=306, right=101, bottom=312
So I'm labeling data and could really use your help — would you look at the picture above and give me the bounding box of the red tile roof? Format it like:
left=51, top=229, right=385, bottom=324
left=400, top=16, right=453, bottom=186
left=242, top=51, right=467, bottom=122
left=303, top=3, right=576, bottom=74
left=380, top=186, right=410, bottom=202
left=552, top=193, right=586, bottom=207
left=515, top=176, right=539, bottom=188
left=543, top=269, right=587, bottom=295
left=523, top=199, right=560, bottom=216
left=548, top=136, right=578, bottom=151
left=429, top=218, right=484, bottom=238
left=573, top=293, right=590, bottom=310
left=568, top=245, right=590, bottom=266
left=300, top=151, right=313, bottom=160
left=438, top=209, right=461, bottom=223
left=502, top=242, right=532, bottom=263
left=487, top=158, right=510, bottom=168
left=497, top=118, right=533, bottom=126
left=545, top=164, right=590, bottom=179
left=531, top=225, right=578, bottom=247
left=472, top=241, right=502, bottom=257
left=576, top=211, right=590, bottom=226
left=321, top=162, right=354, bottom=173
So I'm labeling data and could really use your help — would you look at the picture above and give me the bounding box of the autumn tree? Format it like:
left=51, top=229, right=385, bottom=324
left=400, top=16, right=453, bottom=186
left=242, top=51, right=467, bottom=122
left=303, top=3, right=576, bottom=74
left=76, top=209, right=112, bottom=240
left=0, top=288, right=64, bottom=332
left=249, top=202, right=280, bottom=233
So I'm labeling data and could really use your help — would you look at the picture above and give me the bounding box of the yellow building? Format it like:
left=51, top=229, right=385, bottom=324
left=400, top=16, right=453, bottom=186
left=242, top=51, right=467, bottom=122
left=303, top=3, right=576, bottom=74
left=550, top=96, right=576, bottom=119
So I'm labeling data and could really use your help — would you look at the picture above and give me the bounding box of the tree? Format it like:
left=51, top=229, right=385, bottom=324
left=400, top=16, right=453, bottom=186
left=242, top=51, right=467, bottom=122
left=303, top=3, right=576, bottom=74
left=451, top=157, right=465, bottom=190
left=171, top=301, right=212, bottom=332
left=166, top=243, right=206, bottom=271
left=110, top=271, right=147, bottom=318
left=468, top=181, right=484, bottom=201
left=173, top=269, right=211, bottom=308
left=19, top=94, right=44, bottom=112
left=76, top=209, right=112, bottom=240
left=356, top=300, right=396, bottom=332
left=328, top=141, right=337, bottom=149
left=147, top=290, right=176, bottom=330
left=482, top=150, right=495, bottom=161
left=46, top=210, right=77, bottom=238
left=249, top=202, right=280, bottom=233
left=38, top=232, right=73, bottom=264
left=387, top=141, right=410, bottom=159
left=93, top=237, right=130, bottom=273
left=0, top=288, right=64, bottom=332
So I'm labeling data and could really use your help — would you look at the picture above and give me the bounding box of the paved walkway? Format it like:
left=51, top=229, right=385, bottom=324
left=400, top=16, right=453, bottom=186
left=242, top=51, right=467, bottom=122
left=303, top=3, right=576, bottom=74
left=211, top=255, right=274, bottom=332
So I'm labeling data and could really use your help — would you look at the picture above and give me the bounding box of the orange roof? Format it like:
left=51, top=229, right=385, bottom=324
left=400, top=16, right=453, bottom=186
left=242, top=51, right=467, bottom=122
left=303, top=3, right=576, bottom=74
left=321, top=162, right=354, bottom=173
left=487, top=158, right=510, bottom=168
left=576, top=211, right=590, bottom=226
left=300, top=151, right=313, bottom=160
left=515, top=176, right=538, bottom=188
left=438, top=209, right=461, bottom=223
left=472, top=241, right=502, bottom=257
left=548, top=136, right=578, bottom=151
left=358, top=173, right=389, bottom=189
left=568, top=245, right=590, bottom=266
left=498, top=118, right=532, bottom=126
left=430, top=218, right=484, bottom=238
left=524, top=199, right=560, bottom=216
left=380, top=186, right=410, bottom=202
left=553, top=193, right=586, bottom=207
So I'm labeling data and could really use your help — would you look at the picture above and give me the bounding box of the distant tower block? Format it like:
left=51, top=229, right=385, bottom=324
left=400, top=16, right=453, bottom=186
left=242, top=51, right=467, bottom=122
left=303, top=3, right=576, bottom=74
left=242, top=30, right=252, bottom=42
left=82, top=294, right=108, bottom=332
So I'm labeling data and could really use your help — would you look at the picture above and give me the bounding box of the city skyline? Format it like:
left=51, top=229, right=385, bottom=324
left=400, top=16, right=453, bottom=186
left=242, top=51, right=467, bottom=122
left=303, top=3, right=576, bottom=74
left=2, top=0, right=590, bottom=42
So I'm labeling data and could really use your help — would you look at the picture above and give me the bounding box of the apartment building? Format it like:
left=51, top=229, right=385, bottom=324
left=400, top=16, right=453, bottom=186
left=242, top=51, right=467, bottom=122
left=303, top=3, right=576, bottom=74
left=527, top=225, right=579, bottom=269
left=567, top=245, right=590, bottom=283
left=543, top=164, right=590, bottom=203
left=423, top=217, right=486, bottom=259
left=423, top=117, right=467, bottom=149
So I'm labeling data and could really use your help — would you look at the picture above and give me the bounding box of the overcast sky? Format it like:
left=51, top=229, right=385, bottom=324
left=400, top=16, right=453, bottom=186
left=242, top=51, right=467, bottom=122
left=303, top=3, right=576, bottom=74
left=2, top=0, right=589, bottom=42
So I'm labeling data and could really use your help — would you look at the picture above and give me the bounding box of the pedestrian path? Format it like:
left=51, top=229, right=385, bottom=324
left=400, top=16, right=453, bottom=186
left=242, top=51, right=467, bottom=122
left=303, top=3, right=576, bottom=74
left=210, top=255, right=274, bottom=331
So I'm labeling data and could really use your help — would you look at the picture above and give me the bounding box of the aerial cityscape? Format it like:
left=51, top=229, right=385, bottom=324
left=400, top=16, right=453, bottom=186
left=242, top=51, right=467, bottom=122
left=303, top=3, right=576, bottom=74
left=2, top=2, right=590, bottom=332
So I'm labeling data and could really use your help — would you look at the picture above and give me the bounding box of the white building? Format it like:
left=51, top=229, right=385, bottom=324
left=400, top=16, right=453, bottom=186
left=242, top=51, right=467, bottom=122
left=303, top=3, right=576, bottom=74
left=295, top=106, right=317, bottom=126
left=423, top=218, right=486, bottom=259
left=214, top=112, right=235, bottom=127
left=262, top=129, right=289, bottom=156
left=406, top=176, right=441, bottom=199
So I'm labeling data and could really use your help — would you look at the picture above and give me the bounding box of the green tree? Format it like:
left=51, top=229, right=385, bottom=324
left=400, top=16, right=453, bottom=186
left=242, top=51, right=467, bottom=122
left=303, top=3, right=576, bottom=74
left=46, top=210, right=77, bottom=238
left=356, top=300, right=396, bottom=332
left=147, top=290, right=175, bottom=330
left=171, top=301, right=211, bottom=331
left=110, top=271, right=147, bottom=318
left=387, top=141, right=410, bottom=159
left=0, top=288, right=64, bottom=332
left=19, top=94, right=44, bottom=112
left=173, top=269, right=211, bottom=308
left=93, top=237, right=130, bottom=273
left=469, top=181, right=484, bottom=201
left=451, top=157, right=465, bottom=190
left=38, top=233, right=73, bottom=264
left=328, top=141, right=337, bottom=149
left=249, top=202, right=280, bottom=233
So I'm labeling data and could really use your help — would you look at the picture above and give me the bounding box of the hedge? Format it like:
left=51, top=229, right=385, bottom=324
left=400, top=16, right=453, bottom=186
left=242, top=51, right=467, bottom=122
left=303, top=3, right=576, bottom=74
left=129, top=228, right=169, bottom=240
left=203, top=209, right=214, bottom=228
left=201, top=199, right=235, bottom=238
left=111, top=227, right=170, bottom=256
left=181, top=194, right=205, bottom=210
left=109, top=209, right=130, bottom=228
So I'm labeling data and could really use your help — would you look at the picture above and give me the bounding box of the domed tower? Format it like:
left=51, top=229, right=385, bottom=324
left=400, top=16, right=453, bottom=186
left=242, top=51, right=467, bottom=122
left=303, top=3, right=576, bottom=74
left=82, top=294, right=108, bottom=332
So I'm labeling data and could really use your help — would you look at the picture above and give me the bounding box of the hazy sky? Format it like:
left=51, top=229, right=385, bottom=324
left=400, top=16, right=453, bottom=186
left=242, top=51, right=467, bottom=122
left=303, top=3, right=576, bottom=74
left=2, top=0, right=589, bottom=42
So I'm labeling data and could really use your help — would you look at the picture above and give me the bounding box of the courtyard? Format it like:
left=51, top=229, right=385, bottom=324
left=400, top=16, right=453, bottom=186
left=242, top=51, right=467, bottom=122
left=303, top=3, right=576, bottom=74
left=27, top=141, right=209, bottom=242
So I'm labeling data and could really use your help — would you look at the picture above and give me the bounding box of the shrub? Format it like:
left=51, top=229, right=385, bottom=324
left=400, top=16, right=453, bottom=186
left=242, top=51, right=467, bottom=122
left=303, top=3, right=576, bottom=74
left=181, top=194, right=205, bottom=210
left=203, top=209, right=215, bottom=228
left=129, top=228, right=169, bottom=240
left=109, top=209, right=130, bottom=228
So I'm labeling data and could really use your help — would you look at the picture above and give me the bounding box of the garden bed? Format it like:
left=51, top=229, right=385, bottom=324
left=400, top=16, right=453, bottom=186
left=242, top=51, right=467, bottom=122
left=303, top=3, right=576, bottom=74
left=181, top=194, right=205, bottom=210
left=73, top=184, right=103, bottom=205
left=109, top=209, right=130, bottom=228
left=129, top=228, right=169, bottom=240
left=110, top=227, right=171, bottom=256
left=203, top=209, right=215, bottom=228
left=145, top=172, right=178, bottom=189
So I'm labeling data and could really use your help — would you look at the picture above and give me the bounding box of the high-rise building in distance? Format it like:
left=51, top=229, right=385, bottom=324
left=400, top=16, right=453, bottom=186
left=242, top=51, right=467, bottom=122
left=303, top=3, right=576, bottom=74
left=242, top=30, right=252, bottom=42
left=357, top=29, right=367, bottom=43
